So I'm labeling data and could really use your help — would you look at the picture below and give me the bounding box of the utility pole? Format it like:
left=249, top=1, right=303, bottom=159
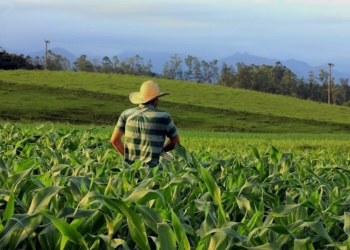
left=44, top=40, right=50, bottom=70
left=328, top=63, right=334, bottom=104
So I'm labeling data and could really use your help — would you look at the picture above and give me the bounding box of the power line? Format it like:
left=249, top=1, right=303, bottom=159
left=44, top=39, right=50, bottom=70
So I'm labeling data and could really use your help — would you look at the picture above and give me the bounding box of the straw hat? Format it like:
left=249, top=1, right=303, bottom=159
left=129, top=80, right=169, bottom=104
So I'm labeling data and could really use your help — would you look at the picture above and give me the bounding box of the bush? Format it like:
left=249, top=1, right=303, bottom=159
left=343, top=100, right=350, bottom=107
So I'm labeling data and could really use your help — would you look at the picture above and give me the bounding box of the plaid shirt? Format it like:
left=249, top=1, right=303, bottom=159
left=115, top=104, right=178, bottom=167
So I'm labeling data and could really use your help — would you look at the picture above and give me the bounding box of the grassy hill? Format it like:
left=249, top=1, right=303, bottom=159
left=0, top=70, right=350, bottom=133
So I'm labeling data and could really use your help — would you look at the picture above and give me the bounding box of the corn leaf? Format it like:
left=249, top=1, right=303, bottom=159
left=157, top=223, right=176, bottom=250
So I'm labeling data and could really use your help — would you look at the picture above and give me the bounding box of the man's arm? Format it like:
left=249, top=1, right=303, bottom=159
left=110, top=129, right=125, bottom=156
left=163, top=134, right=180, bottom=152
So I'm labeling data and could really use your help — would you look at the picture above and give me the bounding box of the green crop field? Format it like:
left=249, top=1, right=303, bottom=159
left=1, top=70, right=350, bottom=249
left=1, top=123, right=350, bottom=250
left=6, top=122, right=350, bottom=154
left=1, top=70, right=350, bottom=133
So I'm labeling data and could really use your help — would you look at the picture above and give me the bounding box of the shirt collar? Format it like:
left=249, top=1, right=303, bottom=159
left=139, top=103, right=155, bottom=109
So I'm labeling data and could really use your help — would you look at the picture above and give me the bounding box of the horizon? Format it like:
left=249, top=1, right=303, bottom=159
left=4, top=46, right=348, bottom=79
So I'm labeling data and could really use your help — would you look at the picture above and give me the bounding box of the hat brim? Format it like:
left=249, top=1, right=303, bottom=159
left=129, top=92, right=170, bottom=104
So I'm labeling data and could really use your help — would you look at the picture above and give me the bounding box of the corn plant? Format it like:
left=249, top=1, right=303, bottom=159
left=1, top=123, right=350, bottom=249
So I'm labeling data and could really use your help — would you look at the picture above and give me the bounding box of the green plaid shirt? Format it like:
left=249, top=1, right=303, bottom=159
left=115, top=104, right=178, bottom=167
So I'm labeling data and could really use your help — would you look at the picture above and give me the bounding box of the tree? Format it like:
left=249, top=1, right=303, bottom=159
left=33, top=56, right=44, bottom=69
left=92, top=58, right=102, bottom=73
left=318, top=69, right=329, bottom=84
left=279, top=69, right=297, bottom=96
left=218, top=62, right=235, bottom=87
left=192, top=57, right=202, bottom=83
left=307, top=71, right=317, bottom=100
left=200, top=59, right=219, bottom=84
left=209, top=60, right=219, bottom=84
left=46, top=50, right=70, bottom=71
left=317, top=69, right=329, bottom=102
left=112, top=56, right=120, bottom=73
left=0, top=49, right=36, bottom=70
left=268, top=61, right=286, bottom=93
left=236, top=62, right=254, bottom=89
left=253, top=64, right=271, bottom=92
left=143, top=59, right=153, bottom=76
left=120, top=57, right=135, bottom=75
left=133, top=55, right=144, bottom=75
left=184, top=55, right=195, bottom=81
left=331, top=82, right=340, bottom=105
left=296, top=77, right=307, bottom=99
left=73, top=55, right=94, bottom=72
left=24, top=56, right=34, bottom=69
left=101, top=56, right=113, bottom=73
left=162, top=54, right=183, bottom=80
left=212, top=59, right=348, bottom=107
left=116, top=55, right=153, bottom=76
left=339, top=78, right=350, bottom=104
left=201, top=60, right=211, bottom=83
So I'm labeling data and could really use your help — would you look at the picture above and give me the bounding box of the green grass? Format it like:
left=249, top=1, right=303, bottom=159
left=1, top=70, right=350, bottom=133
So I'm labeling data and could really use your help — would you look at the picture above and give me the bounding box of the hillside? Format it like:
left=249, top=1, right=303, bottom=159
left=0, top=70, right=350, bottom=133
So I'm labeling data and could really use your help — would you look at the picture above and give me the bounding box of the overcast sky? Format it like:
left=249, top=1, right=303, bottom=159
left=1, top=0, right=349, bottom=70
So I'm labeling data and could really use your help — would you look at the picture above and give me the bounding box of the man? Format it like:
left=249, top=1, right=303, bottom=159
left=110, top=80, right=180, bottom=168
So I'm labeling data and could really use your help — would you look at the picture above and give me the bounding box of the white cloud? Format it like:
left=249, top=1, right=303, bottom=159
left=9, top=0, right=349, bottom=24
left=8, top=0, right=221, bottom=29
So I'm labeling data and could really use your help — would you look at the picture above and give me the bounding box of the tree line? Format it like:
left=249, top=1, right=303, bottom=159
left=0, top=48, right=69, bottom=71
left=73, top=55, right=154, bottom=76
left=217, top=62, right=350, bottom=106
left=0, top=48, right=42, bottom=70
left=1, top=47, right=349, bottom=106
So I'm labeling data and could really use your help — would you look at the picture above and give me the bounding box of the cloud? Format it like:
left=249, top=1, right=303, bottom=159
left=8, top=0, right=350, bottom=29
left=9, top=0, right=220, bottom=29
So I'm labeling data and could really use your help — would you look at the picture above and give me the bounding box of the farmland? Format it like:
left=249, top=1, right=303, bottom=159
left=1, top=71, right=350, bottom=249
left=1, top=123, right=350, bottom=249
left=5, top=122, right=350, bottom=153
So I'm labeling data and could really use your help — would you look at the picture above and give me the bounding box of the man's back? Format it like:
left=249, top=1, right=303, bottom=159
left=115, top=103, right=178, bottom=167
left=110, top=80, right=180, bottom=167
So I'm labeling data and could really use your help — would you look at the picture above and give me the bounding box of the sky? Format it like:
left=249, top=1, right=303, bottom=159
left=1, top=0, right=350, bottom=70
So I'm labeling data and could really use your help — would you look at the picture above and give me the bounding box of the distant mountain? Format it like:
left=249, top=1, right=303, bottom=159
left=28, top=47, right=77, bottom=64
left=220, top=52, right=278, bottom=66
left=219, top=52, right=349, bottom=81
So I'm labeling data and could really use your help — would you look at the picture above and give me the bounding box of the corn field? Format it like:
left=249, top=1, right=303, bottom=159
left=1, top=123, right=350, bottom=250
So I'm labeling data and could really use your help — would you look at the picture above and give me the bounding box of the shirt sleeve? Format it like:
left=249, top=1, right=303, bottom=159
left=166, top=114, right=178, bottom=138
left=115, top=111, right=127, bottom=133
